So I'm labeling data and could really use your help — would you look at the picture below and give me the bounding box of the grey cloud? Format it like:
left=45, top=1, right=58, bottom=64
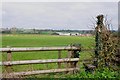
left=2, top=2, right=118, bottom=30
left=2, top=0, right=119, bottom=2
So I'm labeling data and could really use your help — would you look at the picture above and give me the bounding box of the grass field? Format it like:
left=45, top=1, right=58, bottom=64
left=2, top=34, right=94, bottom=59
left=2, top=34, right=95, bottom=77
left=2, top=34, right=94, bottom=48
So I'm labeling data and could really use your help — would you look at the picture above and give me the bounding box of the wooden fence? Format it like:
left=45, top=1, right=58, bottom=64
left=0, top=46, right=81, bottom=77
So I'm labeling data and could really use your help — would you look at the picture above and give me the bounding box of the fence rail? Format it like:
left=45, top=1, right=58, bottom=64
left=7, top=68, right=80, bottom=76
left=1, top=46, right=81, bottom=78
left=0, top=46, right=80, bottom=52
left=1, top=58, right=79, bottom=66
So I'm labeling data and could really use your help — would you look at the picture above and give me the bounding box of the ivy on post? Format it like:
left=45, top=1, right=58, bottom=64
left=94, top=15, right=104, bottom=67
left=69, top=43, right=81, bottom=73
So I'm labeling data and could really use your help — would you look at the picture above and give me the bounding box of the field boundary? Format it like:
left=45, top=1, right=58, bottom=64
left=0, top=46, right=81, bottom=78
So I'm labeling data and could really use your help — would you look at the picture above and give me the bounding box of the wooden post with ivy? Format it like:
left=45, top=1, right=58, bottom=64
left=94, top=15, right=104, bottom=67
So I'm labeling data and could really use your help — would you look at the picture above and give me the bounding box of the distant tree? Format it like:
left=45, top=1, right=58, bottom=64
left=10, top=27, right=17, bottom=34
left=51, top=32, right=59, bottom=35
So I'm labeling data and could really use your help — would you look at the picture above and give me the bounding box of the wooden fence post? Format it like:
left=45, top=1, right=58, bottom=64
left=6, top=51, right=12, bottom=74
left=58, top=50, right=61, bottom=68
left=69, top=50, right=75, bottom=68
left=7, top=51, right=12, bottom=61
left=94, top=15, right=104, bottom=67
left=67, top=50, right=76, bottom=74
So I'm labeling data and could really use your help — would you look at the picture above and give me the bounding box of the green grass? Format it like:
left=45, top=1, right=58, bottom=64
left=2, top=34, right=95, bottom=77
left=2, top=34, right=94, bottom=48
left=2, top=34, right=94, bottom=60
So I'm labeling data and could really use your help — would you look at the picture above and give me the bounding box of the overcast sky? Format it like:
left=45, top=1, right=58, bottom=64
left=2, top=2, right=118, bottom=30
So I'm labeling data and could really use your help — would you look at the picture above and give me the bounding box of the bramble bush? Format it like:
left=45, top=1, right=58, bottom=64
left=65, top=67, right=120, bottom=78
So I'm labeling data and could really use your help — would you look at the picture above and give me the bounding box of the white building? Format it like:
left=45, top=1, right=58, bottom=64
left=56, top=32, right=71, bottom=36
left=56, top=32, right=80, bottom=36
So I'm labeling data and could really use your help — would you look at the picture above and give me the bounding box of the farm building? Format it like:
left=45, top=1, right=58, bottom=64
left=56, top=32, right=80, bottom=36
left=56, top=32, right=71, bottom=36
left=80, top=34, right=93, bottom=37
